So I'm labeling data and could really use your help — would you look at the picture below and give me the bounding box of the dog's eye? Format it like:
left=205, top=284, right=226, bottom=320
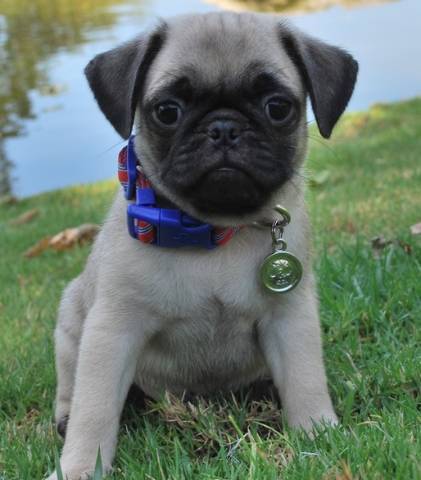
left=154, top=102, right=182, bottom=126
left=265, top=98, right=293, bottom=124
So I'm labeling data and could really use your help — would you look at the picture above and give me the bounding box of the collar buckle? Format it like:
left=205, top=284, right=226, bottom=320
left=127, top=204, right=215, bottom=248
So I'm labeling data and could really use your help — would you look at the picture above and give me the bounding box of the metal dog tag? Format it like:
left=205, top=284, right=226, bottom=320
left=260, top=207, right=303, bottom=293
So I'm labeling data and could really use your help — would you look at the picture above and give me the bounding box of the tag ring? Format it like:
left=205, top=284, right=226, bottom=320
left=273, top=205, right=291, bottom=226
left=252, top=204, right=291, bottom=229
left=271, top=220, right=285, bottom=247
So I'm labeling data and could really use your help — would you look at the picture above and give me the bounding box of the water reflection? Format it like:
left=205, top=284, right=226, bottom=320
left=1, top=0, right=420, bottom=197
left=0, top=0, right=138, bottom=196
left=206, top=0, right=395, bottom=13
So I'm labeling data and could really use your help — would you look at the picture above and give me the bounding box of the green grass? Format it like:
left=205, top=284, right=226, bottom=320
left=1, top=98, right=420, bottom=479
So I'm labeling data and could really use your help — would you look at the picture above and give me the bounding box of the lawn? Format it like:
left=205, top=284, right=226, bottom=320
left=0, top=98, right=420, bottom=479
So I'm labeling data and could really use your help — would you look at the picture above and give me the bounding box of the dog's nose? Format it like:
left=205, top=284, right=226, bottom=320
left=207, top=119, right=241, bottom=146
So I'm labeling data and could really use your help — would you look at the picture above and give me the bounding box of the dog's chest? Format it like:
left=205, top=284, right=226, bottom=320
left=134, top=230, right=271, bottom=320
left=131, top=233, right=272, bottom=395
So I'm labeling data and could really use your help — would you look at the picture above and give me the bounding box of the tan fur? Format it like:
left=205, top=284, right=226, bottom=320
left=45, top=12, right=356, bottom=479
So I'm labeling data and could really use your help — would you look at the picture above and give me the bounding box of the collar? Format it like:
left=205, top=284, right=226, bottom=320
left=118, top=136, right=240, bottom=248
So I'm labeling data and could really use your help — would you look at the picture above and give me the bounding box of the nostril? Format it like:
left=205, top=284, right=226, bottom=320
left=209, top=127, right=221, bottom=140
left=229, top=127, right=240, bottom=140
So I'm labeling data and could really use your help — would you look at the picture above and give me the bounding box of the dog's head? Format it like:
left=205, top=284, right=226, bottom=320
left=85, top=13, right=357, bottom=222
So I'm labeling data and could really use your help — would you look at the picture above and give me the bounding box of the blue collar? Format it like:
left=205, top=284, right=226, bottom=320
left=119, top=136, right=238, bottom=249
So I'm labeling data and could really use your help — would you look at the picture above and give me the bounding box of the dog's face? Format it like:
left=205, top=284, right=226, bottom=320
left=85, top=13, right=357, bottom=220
left=139, top=28, right=305, bottom=217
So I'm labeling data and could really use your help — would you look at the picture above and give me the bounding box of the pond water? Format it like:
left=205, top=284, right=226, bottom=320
left=1, top=0, right=420, bottom=197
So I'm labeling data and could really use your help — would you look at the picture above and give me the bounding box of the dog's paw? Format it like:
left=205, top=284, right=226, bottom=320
left=288, top=410, right=339, bottom=434
left=45, top=463, right=111, bottom=480
left=46, top=473, right=89, bottom=480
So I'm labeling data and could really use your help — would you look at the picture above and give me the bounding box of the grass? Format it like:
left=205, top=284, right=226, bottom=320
left=1, top=98, right=420, bottom=479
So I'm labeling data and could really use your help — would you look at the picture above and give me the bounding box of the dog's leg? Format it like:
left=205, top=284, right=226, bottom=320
left=259, top=278, right=337, bottom=432
left=54, top=277, right=85, bottom=437
left=47, top=299, right=143, bottom=480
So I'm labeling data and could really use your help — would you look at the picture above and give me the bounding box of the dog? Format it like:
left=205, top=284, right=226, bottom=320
left=47, top=11, right=358, bottom=479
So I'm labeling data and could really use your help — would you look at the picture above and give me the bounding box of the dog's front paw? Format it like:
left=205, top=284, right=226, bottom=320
left=46, top=463, right=111, bottom=480
left=46, top=470, right=89, bottom=480
left=288, top=410, right=339, bottom=433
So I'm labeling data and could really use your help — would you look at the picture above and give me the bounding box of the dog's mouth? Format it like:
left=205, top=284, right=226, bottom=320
left=164, top=145, right=292, bottom=216
left=187, top=165, right=266, bottom=215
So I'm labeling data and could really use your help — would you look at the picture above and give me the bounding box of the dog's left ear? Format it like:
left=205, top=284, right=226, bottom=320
left=85, top=22, right=167, bottom=139
left=281, top=26, right=358, bottom=138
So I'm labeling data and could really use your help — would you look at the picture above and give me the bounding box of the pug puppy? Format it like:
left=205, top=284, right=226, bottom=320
left=48, top=11, right=357, bottom=480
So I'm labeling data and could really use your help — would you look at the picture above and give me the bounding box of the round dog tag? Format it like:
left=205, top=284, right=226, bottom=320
left=260, top=251, right=303, bottom=293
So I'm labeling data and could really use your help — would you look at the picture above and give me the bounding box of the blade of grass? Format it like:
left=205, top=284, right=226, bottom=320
left=93, top=446, right=104, bottom=480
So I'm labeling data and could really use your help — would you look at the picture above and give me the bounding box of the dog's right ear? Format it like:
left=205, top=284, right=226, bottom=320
left=280, top=25, right=358, bottom=139
left=85, top=23, right=167, bottom=139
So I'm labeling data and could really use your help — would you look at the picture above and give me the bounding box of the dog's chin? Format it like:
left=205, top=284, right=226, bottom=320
left=184, top=168, right=268, bottom=216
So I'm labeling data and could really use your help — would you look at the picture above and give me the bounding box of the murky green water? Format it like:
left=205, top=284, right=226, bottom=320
left=1, top=0, right=420, bottom=197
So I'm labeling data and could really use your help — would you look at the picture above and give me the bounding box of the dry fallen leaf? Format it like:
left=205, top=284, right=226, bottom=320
left=398, top=240, right=412, bottom=255
left=371, top=236, right=392, bottom=252
left=49, top=223, right=99, bottom=251
left=410, top=222, right=421, bottom=235
left=371, top=236, right=413, bottom=257
left=9, top=208, right=39, bottom=225
left=24, top=236, right=52, bottom=258
left=24, top=224, right=99, bottom=258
